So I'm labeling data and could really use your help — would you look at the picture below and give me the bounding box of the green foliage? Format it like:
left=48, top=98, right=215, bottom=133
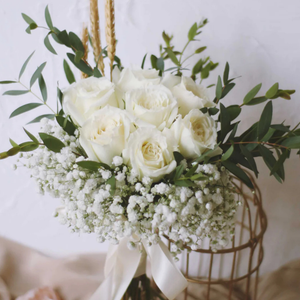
left=77, top=160, right=111, bottom=171
left=243, top=83, right=262, bottom=105
left=28, top=114, right=55, bottom=124
left=30, top=62, right=47, bottom=87
left=63, top=59, right=76, bottom=84
left=10, top=103, right=43, bottom=118
left=39, top=133, right=65, bottom=153
left=19, top=51, right=35, bottom=79
left=257, top=101, right=273, bottom=140
left=38, top=74, right=48, bottom=102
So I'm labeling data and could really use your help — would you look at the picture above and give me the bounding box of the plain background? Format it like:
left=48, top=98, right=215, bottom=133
left=0, top=0, right=299, bottom=275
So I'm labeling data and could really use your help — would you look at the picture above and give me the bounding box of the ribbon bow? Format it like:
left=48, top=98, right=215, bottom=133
left=89, top=237, right=188, bottom=300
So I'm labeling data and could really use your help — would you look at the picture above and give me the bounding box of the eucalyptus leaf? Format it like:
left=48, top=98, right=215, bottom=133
left=10, top=103, right=43, bottom=118
left=165, top=48, right=180, bottom=66
left=221, top=144, right=234, bottom=161
left=45, top=5, right=54, bottom=29
left=188, top=22, right=198, bottom=40
left=239, top=144, right=258, bottom=177
left=174, top=165, right=184, bottom=180
left=39, top=133, right=65, bottom=153
left=69, top=32, right=85, bottom=53
left=245, top=96, right=268, bottom=106
left=223, top=62, right=229, bottom=85
left=23, top=128, right=39, bottom=144
left=185, top=164, right=198, bottom=178
left=192, top=58, right=203, bottom=75
left=221, top=160, right=254, bottom=189
left=38, top=74, right=47, bottom=102
left=156, top=57, right=164, bottom=75
left=0, top=81, right=17, bottom=84
left=265, top=83, right=279, bottom=99
left=141, top=54, right=147, bottom=69
left=220, top=103, right=231, bottom=142
left=3, top=90, right=29, bottom=96
left=27, top=114, right=55, bottom=124
left=63, top=59, right=76, bottom=84
left=150, top=55, right=158, bottom=69
left=222, top=83, right=235, bottom=98
left=243, top=83, right=262, bottom=104
left=77, top=160, right=111, bottom=171
left=9, top=139, right=18, bottom=147
left=21, top=13, right=36, bottom=26
left=19, top=51, right=35, bottom=79
left=56, top=115, right=76, bottom=136
left=226, top=105, right=241, bottom=121
left=257, top=101, right=273, bottom=140
left=67, top=53, right=93, bottom=76
left=216, top=76, right=222, bottom=100
left=57, top=30, right=71, bottom=47
left=44, top=35, right=57, bottom=55
left=195, top=46, right=206, bottom=54
left=30, top=62, right=47, bottom=87
left=107, top=175, right=116, bottom=196
left=174, top=180, right=195, bottom=187
left=281, top=136, right=300, bottom=149
left=173, top=151, right=184, bottom=165
left=19, top=142, right=39, bottom=152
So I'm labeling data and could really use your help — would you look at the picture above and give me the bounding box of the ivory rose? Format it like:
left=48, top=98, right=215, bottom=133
left=79, top=106, right=135, bottom=165
left=162, top=74, right=214, bottom=117
left=124, top=85, right=178, bottom=130
left=123, top=127, right=177, bottom=182
left=63, top=77, right=118, bottom=126
left=170, top=108, right=220, bottom=159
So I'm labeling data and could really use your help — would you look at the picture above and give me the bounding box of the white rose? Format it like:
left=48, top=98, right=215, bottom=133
left=123, top=127, right=177, bottom=182
left=124, top=85, right=178, bottom=130
left=79, top=106, right=135, bottom=165
left=63, top=77, right=118, bottom=126
left=162, top=74, right=215, bottom=117
left=170, top=108, right=220, bottom=159
left=113, top=67, right=161, bottom=107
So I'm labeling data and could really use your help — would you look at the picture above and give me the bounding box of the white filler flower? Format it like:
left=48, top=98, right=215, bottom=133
left=171, top=108, right=220, bottom=159
left=162, top=74, right=214, bottom=117
left=79, top=106, right=135, bottom=164
left=63, top=77, right=118, bottom=126
left=124, top=85, right=178, bottom=130
left=123, top=127, right=177, bottom=182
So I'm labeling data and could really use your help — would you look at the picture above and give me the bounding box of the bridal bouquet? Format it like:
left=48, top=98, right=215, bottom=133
left=1, top=2, right=299, bottom=300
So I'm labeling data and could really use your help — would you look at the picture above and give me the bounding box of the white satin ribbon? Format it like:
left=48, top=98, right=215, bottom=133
left=89, top=237, right=187, bottom=300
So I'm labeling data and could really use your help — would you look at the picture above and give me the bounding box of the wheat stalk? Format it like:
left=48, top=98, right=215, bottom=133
left=105, top=0, right=116, bottom=81
left=81, top=26, right=89, bottom=79
left=90, top=0, right=105, bottom=75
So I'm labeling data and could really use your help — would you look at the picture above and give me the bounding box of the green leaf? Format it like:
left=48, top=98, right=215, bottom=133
left=173, top=151, right=184, bottom=165
left=245, top=96, right=268, bottom=106
left=281, top=136, right=300, bottom=149
left=201, top=63, right=211, bottom=79
left=77, top=160, right=111, bottom=171
left=239, top=145, right=258, bottom=177
left=192, top=58, right=203, bottom=75
left=223, top=62, right=229, bottom=85
left=57, top=87, right=63, bottom=106
left=220, top=103, right=231, bottom=142
left=21, top=13, right=36, bottom=26
left=243, top=83, right=262, bottom=104
left=56, top=115, right=77, bottom=136
left=57, top=30, right=71, bottom=47
left=174, top=180, right=195, bottom=187
left=265, top=83, right=278, bottom=99
left=29, top=23, right=38, bottom=30
left=156, top=57, right=164, bottom=75
left=27, top=114, right=55, bottom=124
left=23, top=128, right=39, bottom=144
left=150, top=55, right=158, bottom=69
left=195, top=46, right=206, bottom=54
left=25, top=26, right=31, bottom=34
left=9, top=139, right=18, bottom=147
left=185, top=164, right=198, bottom=178
left=74, top=51, right=84, bottom=64
left=226, top=122, right=239, bottom=142
left=93, top=67, right=102, bottom=78
left=67, top=53, right=94, bottom=76
left=141, top=54, right=147, bottom=69
left=258, top=145, right=282, bottom=182
left=257, top=101, right=273, bottom=140
left=39, top=133, right=65, bottom=153
left=19, top=51, right=35, bottom=79
left=51, top=27, right=63, bottom=44
left=0, top=81, right=17, bottom=84
left=270, top=124, right=290, bottom=133
left=188, top=22, right=198, bottom=40
left=63, top=59, right=76, bottom=84
left=192, top=144, right=220, bottom=163
left=19, top=141, right=39, bottom=152
left=216, top=76, right=222, bottom=100
left=30, top=62, right=47, bottom=87
left=221, top=144, right=234, bottom=161
left=270, top=149, right=289, bottom=176
left=277, top=90, right=291, bottom=100
left=10, top=103, right=43, bottom=118
left=44, top=35, right=57, bottom=55
left=174, top=165, right=184, bottom=180
left=45, top=5, right=54, bottom=29
left=7, top=146, right=21, bottom=157
left=38, top=74, right=47, bottom=102
left=0, top=152, right=9, bottom=159
left=107, top=175, right=116, bottom=196
left=165, top=48, right=180, bottom=66
left=227, top=105, right=241, bottom=121
left=221, top=160, right=254, bottom=189
left=69, top=32, right=85, bottom=53
left=208, top=107, right=219, bottom=115
left=190, top=173, right=208, bottom=181
left=221, top=83, right=235, bottom=98
left=3, top=90, right=29, bottom=96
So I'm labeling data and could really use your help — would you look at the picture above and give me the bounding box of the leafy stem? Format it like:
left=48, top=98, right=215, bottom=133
left=227, top=141, right=289, bottom=150
left=18, top=81, right=56, bottom=115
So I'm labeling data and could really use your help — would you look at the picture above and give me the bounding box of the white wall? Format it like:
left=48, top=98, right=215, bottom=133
left=0, top=0, right=299, bottom=274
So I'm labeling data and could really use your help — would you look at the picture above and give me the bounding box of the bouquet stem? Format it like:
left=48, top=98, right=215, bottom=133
left=122, top=275, right=167, bottom=300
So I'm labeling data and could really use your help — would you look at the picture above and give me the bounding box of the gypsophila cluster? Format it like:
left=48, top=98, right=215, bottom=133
left=18, top=119, right=239, bottom=255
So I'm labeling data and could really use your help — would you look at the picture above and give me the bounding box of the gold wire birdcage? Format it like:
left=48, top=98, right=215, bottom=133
left=165, top=172, right=267, bottom=300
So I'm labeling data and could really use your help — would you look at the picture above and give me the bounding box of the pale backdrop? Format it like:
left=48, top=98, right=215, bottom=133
left=0, top=0, right=299, bottom=275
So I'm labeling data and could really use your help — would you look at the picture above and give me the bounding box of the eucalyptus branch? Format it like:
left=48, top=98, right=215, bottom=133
left=227, top=141, right=289, bottom=150
left=18, top=81, right=57, bottom=115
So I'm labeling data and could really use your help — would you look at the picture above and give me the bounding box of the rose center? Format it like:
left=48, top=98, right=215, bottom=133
left=141, top=141, right=165, bottom=167
left=137, top=92, right=169, bottom=110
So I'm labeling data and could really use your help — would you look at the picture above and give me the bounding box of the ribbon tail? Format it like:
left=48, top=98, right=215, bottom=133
left=143, top=241, right=188, bottom=300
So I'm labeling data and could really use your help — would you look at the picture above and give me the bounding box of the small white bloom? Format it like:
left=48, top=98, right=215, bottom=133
left=112, top=156, right=123, bottom=166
